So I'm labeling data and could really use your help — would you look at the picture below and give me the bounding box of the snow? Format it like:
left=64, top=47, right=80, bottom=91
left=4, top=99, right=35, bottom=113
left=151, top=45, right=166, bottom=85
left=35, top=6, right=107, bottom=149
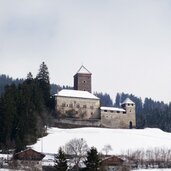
left=0, top=154, right=12, bottom=160
left=122, top=97, right=135, bottom=104
left=31, top=127, right=171, bottom=155
left=101, top=106, right=125, bottom=112
left=55, top=89, right=99, bottom=100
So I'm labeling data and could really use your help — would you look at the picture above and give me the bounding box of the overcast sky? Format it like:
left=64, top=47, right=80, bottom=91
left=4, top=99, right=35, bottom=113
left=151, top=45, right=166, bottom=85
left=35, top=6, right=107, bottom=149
left=0, top=0, right=171, bottom=103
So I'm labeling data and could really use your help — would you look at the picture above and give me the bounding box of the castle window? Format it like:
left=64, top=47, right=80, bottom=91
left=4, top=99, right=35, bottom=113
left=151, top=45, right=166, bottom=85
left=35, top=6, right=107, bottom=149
left=123, top=111, right=126, bottom=114
left=132, top=104, right=134, bottom=106
left=90, top=106, right=94, bottom=109
left=117, top=111, right=120, bottom=113
left=83, top=105, right=87, bottom=108
left=83, top=80, right=86, bottom=83
left=104, top=110, right=107, bottom=112
left=62, top=103, right=66, bottom=107
left=110, top=111, right=113, bottom=113
left=77, top=104, right=80, bottom=108
left=69, top=104, right=73, bottom=108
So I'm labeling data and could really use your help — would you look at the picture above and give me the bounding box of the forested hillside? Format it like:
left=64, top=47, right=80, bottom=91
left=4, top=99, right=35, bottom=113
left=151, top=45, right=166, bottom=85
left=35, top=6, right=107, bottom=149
left=0, top=75, right=72, bottom=96
left=0, top=75, right=23, bottom=95
left=0, top=62, right=52, bottom=152
left=1, top=64, right=171, bottom=152
left=115, top=93, right=171, bottom=132
left=95, top=92, right=171, bottom=132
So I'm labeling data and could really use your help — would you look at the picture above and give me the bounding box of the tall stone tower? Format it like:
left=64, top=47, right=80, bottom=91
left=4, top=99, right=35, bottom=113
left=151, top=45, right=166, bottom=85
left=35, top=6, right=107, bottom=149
left=74, top=65, right=92, bottom=93
left=121, top=98, right=136, bottom=128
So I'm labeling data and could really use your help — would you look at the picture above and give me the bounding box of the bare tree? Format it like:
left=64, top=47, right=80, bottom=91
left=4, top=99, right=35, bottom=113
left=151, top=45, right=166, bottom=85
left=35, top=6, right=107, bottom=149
left=102, top=144, right=112, bottom=156
left=65, top=138, right=89, bottom=171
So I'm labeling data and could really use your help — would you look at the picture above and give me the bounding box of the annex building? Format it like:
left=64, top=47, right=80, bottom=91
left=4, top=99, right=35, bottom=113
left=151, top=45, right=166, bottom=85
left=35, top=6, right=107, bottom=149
left=55, top=65, right=136, bottom=129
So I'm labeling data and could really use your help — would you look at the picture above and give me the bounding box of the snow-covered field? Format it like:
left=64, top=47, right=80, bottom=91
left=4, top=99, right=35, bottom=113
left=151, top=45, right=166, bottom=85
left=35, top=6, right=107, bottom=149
left=32, top=127, right=171, bottom=155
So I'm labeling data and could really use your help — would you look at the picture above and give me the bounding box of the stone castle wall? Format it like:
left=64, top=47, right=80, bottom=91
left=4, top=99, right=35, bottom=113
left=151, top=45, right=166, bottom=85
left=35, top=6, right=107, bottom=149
left=101, top=108, right=136, bottom=128
left=56, top=96, right=100, bottom=119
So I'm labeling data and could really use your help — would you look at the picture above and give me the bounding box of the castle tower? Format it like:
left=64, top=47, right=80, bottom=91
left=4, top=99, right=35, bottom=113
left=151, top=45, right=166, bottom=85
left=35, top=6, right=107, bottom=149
left=74, top=65, right=92, bottom=93
left=121, top=98, right=136, bottom=128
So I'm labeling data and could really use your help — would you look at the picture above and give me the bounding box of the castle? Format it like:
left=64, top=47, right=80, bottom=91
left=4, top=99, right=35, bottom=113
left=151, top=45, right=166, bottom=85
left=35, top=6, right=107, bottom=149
left=55, top=65, right=136, bottom=129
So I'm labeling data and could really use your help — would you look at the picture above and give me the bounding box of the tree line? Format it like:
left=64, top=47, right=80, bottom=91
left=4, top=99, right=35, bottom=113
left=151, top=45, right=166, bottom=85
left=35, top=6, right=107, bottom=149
left=54, top=138, right=108, bottom=171
left=95, top=92, right=171, bottom=132
left=0, top=62, right=52, bottom=152
left=1, top=62, right=171, bottom=152
left=54, top=138, right=171, bottom=171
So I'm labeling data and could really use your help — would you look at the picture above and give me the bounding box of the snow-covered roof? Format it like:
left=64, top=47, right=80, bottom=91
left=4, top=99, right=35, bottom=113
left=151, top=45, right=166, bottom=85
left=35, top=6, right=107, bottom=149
left=121, top=98, right=135, bottom=105
left=76, top=65, right=91, bottom=74
left=101, top=106, right=126, bottom=112
left=56, top=89, right=99, bottom=100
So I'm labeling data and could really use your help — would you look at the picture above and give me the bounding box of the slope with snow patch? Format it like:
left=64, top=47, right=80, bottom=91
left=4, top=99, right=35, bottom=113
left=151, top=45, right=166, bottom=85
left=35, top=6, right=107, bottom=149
left=31, top=127, right=171, bottom=155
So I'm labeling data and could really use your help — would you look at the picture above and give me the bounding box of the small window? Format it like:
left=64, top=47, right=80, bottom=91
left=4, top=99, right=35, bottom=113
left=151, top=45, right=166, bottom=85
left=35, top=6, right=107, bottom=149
left=123, top=111, right=126, bottom=114
left=110, top=111, right=113, bottom=113
left=62, top=103, right=66, bottom=107
left=117, top=111, right=120, bottom=113
left=77, top=104, right=80, bottom=108
left=83, top=105, right=87, bottom=108
left=104, top=110, right=107, bottom=112
left=90, top=106, right=94, bottom=109
left=69, top=104, right=73, bottom=108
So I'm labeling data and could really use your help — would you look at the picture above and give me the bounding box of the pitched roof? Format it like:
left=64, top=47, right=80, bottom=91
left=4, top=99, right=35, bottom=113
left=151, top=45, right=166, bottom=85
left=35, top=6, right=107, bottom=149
left=76, top=65, right=91, bottom=74
left=101, top=106, right=125, bottom=112
left=121, top=98, right=135, bottom=105
left=101, top=155, right=124, bottom=166
left=56, top=89, right=99, bottom=100
left=13, top=148, right=45, bottom=161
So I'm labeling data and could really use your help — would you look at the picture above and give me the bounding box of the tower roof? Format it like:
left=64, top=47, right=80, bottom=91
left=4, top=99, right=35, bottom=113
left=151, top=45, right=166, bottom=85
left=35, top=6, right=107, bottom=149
left=76, top=65, right=91, bottom=74
left=121, top=98, right=135, bottom=105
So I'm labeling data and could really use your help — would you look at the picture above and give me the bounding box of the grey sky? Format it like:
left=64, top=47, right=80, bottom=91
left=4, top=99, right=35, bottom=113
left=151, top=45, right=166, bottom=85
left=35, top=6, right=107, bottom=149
left=0, top=0, right=171, bottom=103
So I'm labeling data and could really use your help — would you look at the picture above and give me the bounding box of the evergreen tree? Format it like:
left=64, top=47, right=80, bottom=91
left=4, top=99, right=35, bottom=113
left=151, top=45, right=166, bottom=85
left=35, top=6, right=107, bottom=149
left=84, top=147, right=100, bottom=171
left=0, top=74, right=23, bottom=95
left=94, top=92, right=113, bottom=107
left=26, top=72, right=33, bottom=81
left=36, top=62, right=50, bottom=108
left=54, top=147, right=68, bottom=171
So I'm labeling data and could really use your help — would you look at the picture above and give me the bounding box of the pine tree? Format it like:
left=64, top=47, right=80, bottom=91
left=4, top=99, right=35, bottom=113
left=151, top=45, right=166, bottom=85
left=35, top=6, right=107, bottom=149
left=54, top=147, right=68, bottom=171
left=36, top=62, right=50, bottom=108
left=84, top=147, right=100, bottom=171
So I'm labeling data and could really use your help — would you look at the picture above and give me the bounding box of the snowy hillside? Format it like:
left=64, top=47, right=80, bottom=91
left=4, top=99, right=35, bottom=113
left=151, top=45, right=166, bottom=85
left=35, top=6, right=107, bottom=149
left=32, top=127, right=171, bottom=155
